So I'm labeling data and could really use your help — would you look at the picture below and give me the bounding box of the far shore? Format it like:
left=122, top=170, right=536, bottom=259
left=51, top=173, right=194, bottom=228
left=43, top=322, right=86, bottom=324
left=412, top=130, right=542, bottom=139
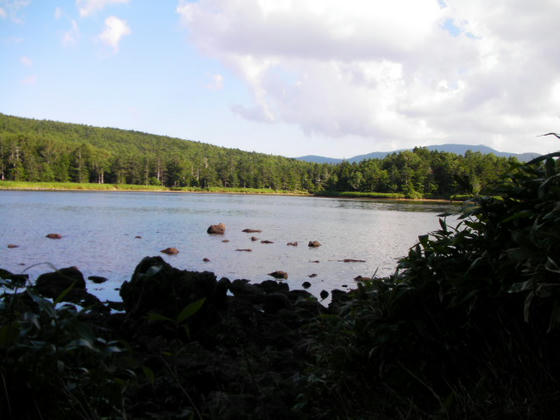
left=0, top=180, right=465, bottom=204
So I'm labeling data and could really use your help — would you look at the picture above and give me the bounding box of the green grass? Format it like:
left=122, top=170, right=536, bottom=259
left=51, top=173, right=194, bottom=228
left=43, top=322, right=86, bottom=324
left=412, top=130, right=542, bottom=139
left=0, top=180, right=310, bottom=195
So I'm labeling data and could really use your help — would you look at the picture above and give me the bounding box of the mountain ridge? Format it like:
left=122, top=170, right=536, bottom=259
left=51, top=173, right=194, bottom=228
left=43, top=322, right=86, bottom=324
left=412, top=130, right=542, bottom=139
left=296, top=144, right=540, bottom=163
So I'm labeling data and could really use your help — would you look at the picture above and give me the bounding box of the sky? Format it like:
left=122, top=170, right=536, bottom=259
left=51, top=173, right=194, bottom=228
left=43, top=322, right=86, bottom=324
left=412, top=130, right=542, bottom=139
left=1, top=0, right=560, bottom=158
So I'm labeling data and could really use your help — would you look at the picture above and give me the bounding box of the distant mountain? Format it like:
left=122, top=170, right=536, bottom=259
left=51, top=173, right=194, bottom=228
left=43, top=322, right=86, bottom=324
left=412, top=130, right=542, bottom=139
left=295, top=144, right=541, bottom=164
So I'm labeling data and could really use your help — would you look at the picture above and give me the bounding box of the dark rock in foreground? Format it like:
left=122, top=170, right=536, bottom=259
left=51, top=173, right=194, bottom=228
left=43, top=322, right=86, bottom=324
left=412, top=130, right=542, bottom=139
left=88, top=275, right=108, bottom=284
left=35, top=266, right=102, bottom=307
left=0, top=268, right=28, bottom=287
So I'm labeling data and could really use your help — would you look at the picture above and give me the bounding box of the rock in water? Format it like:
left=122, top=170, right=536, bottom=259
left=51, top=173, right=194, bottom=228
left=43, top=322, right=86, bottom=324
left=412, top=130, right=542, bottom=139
left=46, top=233, right=62, bottom=239
left=207, top=223, right=226, bottom=234
left=35, top=267, right=87, bottom=301
left=308, top=240, right=321, bottom=248
left=261, top=240, right=274, bottom=244
left=302, top=281, right=311, bottom=289
left=160, top=247, right=179, bottom=255
left=287, top=242, right=298, bottom=247
left=7, top=244, right=19, bottom=248
left=242, top=228, right=261, bottom=233
left=88, top=275, right=108, bottom=284
left=268, top=271, right=288, bottom=279
left=251, top=236, right=259, bottom=241
left=120, top=256, right=225, bottom=322
left=320, top=290, right=329, bottom=300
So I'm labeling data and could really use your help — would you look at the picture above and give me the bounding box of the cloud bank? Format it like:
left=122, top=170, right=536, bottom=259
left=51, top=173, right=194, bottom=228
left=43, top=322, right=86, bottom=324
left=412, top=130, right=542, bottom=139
left=177, top=0, right=560, bottom=153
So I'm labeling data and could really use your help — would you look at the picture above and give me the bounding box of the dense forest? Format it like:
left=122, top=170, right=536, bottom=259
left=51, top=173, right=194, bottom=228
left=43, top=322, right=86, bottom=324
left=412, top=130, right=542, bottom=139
left=0, top=113, right=516, bottom=197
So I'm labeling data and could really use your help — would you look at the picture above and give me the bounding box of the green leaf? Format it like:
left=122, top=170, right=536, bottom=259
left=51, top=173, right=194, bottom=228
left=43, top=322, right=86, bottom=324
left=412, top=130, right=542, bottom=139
left=54, top=280, right=77, bottom=304
left=176, top=298, right=206, bottom=324
left=142, top=366, right=155, bottom=385
left=147, top=312, right=174, bottom=322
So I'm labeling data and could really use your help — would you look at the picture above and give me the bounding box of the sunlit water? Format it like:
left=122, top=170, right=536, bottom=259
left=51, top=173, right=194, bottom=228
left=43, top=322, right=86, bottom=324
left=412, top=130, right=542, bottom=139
left=0, top=190, right=460, bottom=301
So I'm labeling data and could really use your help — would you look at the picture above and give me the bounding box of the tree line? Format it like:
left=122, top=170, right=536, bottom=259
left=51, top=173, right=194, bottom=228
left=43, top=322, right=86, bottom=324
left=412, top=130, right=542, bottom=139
left=0, top=113, right=516, bottom=197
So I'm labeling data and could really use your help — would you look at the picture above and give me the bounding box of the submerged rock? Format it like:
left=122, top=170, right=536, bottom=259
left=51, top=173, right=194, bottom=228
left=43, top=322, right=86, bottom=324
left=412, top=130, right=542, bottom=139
left=207, top=223, right=226, bottom=234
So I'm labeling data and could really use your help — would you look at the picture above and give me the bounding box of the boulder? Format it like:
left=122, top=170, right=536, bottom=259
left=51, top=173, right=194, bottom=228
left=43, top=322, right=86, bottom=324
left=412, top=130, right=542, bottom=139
left=120, top=256, right=225, bottom=321
left=0, top=268, right=28, bottom=287
left=302, top=281, right=311, bottom=289
left=88, top=275, right=108, bottom=284
left=308, top=240, right=321, bottom=248
left=287, top=242, right=298, bottom=247
left=242, top=228, right=261, bottom=233
left=320, top=290, right=329, bottom=300
left=46, top=233, right=62, bottom=239
left=207, top=223, right=226, bottom=234
left=161, top=247, right=179, bottom=255
left=268, top=271, right=288, bottom=280
left=35, top=266, right=87, bottom=301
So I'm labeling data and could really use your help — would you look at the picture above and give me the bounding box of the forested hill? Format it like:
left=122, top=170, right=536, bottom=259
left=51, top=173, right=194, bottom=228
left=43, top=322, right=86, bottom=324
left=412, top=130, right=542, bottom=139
left=0, top=113, right=519, bottom=197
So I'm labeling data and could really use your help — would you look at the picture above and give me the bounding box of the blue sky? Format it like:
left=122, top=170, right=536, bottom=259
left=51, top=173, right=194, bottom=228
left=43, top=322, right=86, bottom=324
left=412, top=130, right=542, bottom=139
left=1, top=0, right=559, bottom=157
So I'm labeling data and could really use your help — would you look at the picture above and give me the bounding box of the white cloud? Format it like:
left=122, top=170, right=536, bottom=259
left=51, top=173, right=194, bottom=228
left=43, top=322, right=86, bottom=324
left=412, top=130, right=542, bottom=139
left=54, top=6, right=63, bottom=19
left=62, top=19, right=80, bottom=46
left=76, top=0, right=129, bottom=17
left=97, top=16, right=130, bottom=52
left=177, top=0, right=560, bottom=154
left=20, top=56, right=32, bottom=67
left=21, top=74, right=37, bottom=85
left=0, top=0, right=31, bottom=23
left=207, top=73, right=224, bottom=90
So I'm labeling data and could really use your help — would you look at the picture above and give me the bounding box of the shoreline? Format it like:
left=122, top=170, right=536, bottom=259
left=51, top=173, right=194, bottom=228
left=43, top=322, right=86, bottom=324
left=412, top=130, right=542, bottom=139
left=0, top=181, right=464, bottom=203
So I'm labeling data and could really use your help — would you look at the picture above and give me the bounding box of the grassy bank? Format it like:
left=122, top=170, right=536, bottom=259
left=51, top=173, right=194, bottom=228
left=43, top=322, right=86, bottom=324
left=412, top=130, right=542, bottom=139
left=0, top=180, right=310, bottom=196
left=316, top=190, right=470, bottom=202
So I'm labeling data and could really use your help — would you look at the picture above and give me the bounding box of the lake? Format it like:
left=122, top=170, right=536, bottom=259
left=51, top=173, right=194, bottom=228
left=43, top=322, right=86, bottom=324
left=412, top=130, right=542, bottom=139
left=0, top=190, right=459, bottom=301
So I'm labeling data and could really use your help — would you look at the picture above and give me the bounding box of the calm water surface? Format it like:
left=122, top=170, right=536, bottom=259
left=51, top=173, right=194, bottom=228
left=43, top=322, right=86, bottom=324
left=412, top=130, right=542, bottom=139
left=0, top=190, right=459, bottom=301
